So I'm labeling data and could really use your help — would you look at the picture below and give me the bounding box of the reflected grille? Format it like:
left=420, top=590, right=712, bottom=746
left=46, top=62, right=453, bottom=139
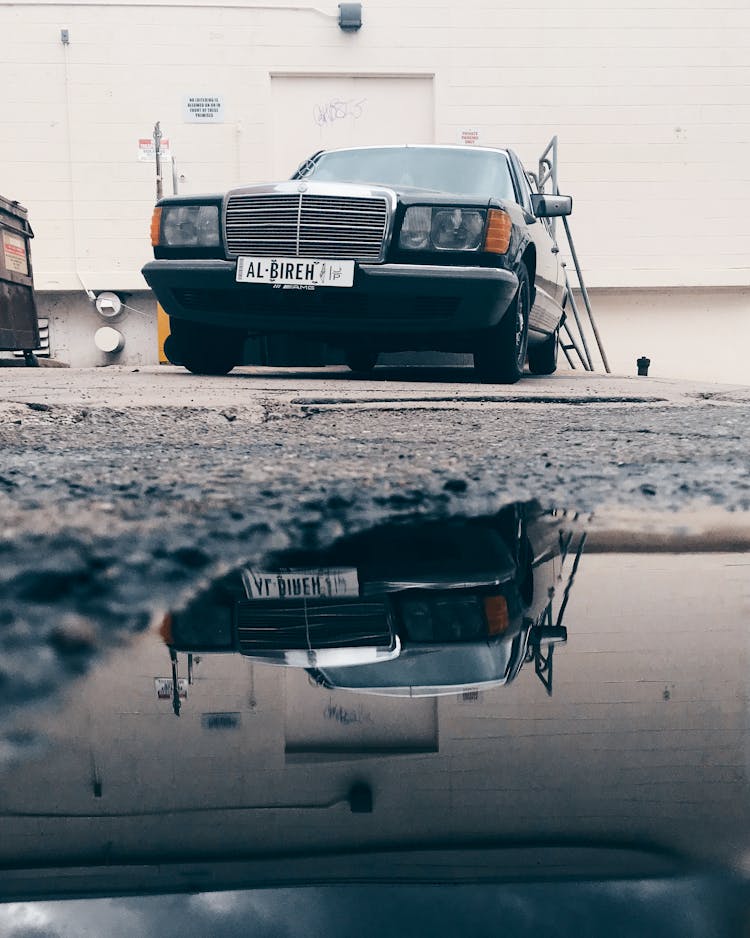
left=225, top=193, right=388, bottom=262
left=235, top=598, right=392, bottom=651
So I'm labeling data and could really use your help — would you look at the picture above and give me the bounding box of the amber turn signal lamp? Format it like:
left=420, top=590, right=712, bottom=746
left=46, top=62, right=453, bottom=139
left=484, top=595, right=510, bottom=635
left=484, top=209, right=512, bottom=254
left=150, top=206, right=162, bottom=246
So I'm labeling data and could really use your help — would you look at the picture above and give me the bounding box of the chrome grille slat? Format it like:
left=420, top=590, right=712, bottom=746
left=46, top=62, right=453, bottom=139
left=235, top=598, right=392, bottom=651
left=296, top=237, right=383, bottom=244
left=226, top=192, right=388, bottom=262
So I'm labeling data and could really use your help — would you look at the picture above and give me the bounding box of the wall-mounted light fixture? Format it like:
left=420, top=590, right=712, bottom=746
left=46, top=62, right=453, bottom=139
left=95, top=291, right=123, bottom=320
left=94, top=326, right=125, bottom=354
left=338, top=2, right=362, bottom=31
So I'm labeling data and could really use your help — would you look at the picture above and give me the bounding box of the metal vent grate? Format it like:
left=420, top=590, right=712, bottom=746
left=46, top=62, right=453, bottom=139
left=13, top=317, right=49, bottom=358
left=225, top=193, right=388, bottom=262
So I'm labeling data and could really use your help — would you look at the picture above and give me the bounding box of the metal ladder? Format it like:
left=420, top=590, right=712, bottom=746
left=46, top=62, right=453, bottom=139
left=530, top=137, right=611, bottom=373
left=527, top=524, right=588, bottom=696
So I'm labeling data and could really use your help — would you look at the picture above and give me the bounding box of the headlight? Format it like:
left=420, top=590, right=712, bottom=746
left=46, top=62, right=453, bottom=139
left=431, top=208, right=485, bottom=250
left=399, top=206, right=432, bottom=250
left=160, top=205, right=220, bottom=247
left=399, top=207, right=486, bottom=252
left=161, top=610, right=233, bottom=650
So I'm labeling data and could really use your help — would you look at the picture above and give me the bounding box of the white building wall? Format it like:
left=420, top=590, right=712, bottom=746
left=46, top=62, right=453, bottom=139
left=1, top=0, right=749, bottom=374
left=581, top=286, right=750, bottom=382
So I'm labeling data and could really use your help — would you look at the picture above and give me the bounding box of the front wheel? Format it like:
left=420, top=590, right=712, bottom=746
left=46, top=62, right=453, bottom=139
left=182, top=351, right=236, bottom=377
left=473, top=266, right=530, bottom=384
left=528, top=325, right=559, bottom=375
left=168, top=319, right=244, bottom=376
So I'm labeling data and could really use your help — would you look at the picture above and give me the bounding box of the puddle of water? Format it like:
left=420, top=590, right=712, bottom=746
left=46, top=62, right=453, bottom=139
left=161, top=503, right=580, bottom=700
left=1, top=500, right=749, bottom=931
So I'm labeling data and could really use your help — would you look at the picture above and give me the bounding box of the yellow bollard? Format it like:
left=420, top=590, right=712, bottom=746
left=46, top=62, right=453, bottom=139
left=157, top=303, right=170, bottom=364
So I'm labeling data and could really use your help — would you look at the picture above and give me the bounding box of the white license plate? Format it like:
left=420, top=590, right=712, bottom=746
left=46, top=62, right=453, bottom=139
left=241, top=567, right=360, bottom=601
left=236, top=256, right=354, bottom=288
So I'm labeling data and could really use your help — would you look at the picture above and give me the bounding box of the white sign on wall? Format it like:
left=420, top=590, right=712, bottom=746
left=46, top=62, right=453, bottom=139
left=183, top=94, right=224, bottom=123
left=138, top=138, right=172, bottom=162
left=154, top=677, right=187, bottom=699
left=458, top=128, right=481, bottom=146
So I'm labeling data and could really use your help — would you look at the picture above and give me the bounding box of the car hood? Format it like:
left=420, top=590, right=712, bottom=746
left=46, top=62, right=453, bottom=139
left=223, top=179, right=497, bottom=211
left=395, top=188, right=494, bottom=208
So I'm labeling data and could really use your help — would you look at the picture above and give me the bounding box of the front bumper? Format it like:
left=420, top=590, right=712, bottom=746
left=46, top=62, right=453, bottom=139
left=237, top=638, right=402, bottom=669
left=141, top=259, right=519, bottom=338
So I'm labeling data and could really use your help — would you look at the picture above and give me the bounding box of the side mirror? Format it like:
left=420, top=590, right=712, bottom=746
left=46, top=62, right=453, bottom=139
left=531, top=193, right=572, bottom=218
left=529, top=625, right=568, bottom=646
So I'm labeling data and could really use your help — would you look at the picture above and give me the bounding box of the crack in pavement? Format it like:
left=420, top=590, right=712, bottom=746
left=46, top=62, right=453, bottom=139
left=292, top=395, right=668, bottom=407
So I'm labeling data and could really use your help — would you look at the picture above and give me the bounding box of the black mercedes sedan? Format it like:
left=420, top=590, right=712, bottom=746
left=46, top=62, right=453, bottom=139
left=142, top=145, right=572, bottom=383
left=161, top=503, right=581, bottom=697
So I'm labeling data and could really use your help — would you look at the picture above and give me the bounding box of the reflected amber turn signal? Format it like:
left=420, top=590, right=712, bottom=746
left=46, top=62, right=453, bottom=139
left=484, top=209, right=512, bottom=254
left=150, top=207, right=162, bottom=246
left=484, top=595, right=510, bottom=635
left=158, top=611, right=174, bottom=644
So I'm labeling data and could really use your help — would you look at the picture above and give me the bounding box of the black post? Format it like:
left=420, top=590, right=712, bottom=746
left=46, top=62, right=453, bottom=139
left=153, top=121, right=163, bottom=201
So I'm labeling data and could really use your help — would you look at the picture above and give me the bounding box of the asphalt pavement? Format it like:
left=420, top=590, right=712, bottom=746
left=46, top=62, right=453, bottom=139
left=1, top=363, right=749, bottom=727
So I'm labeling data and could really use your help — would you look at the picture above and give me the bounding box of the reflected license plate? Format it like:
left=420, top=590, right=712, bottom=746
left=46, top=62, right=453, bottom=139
left=241, top=567, right=360, bottom=601
left=236, top=256, right=354, bottom=288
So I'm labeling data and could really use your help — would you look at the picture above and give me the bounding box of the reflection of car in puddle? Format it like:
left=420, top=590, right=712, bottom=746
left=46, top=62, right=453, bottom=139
left=163, top=501, right=586, bottom=697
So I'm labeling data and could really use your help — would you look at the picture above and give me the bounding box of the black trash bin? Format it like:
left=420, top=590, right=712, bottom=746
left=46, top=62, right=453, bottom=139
left=0, top=195, right=40, bottom=366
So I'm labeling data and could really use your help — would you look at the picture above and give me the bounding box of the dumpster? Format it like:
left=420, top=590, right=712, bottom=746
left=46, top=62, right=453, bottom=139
left=0, top=195, right=40, bottom=365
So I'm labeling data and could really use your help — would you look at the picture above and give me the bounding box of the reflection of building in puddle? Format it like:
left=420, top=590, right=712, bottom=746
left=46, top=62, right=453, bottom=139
left=163, top=501, right=584, bottom=704
left=0, top=508, right=748, bottom=880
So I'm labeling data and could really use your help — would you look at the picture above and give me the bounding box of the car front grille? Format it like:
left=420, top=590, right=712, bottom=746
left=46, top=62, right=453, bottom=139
left=235, top=598, right=392, bottom=651
left=225, top=193, right=389, bottom=262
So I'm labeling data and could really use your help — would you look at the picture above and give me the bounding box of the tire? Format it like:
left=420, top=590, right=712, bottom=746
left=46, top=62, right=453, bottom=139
left=169, top=319, right=242, bottom=376
left=182, top=344, right=236, bottom=376
left=528, top=325, right=559, bottom=375
left=345, top=348, right=378, bottom=373
left=162, top=334, right=183, bottom=367
left=473, top=265, right=530, bottom=384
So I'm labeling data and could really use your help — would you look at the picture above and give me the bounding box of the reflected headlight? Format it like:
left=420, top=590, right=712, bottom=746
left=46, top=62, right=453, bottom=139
left=400, top=595, right=486, bottom=642
left=160, top=204, right=220, bottom=247
left=399, top=207, right=486, bottom=252
left=163, top=611, right=233, bottom=650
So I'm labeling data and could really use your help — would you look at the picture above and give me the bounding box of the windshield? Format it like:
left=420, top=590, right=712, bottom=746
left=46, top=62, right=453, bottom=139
left=302, top=146, right=517, bottom=200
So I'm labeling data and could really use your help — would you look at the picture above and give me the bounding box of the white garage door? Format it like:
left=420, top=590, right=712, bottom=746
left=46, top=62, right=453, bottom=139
left=284, top=669, right=438, bottom=762
left=270, top=74, right=434, bottom=177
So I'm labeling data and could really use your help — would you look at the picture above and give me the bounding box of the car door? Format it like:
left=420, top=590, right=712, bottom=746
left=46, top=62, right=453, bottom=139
left=507, top=151, right=564, bottom=339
